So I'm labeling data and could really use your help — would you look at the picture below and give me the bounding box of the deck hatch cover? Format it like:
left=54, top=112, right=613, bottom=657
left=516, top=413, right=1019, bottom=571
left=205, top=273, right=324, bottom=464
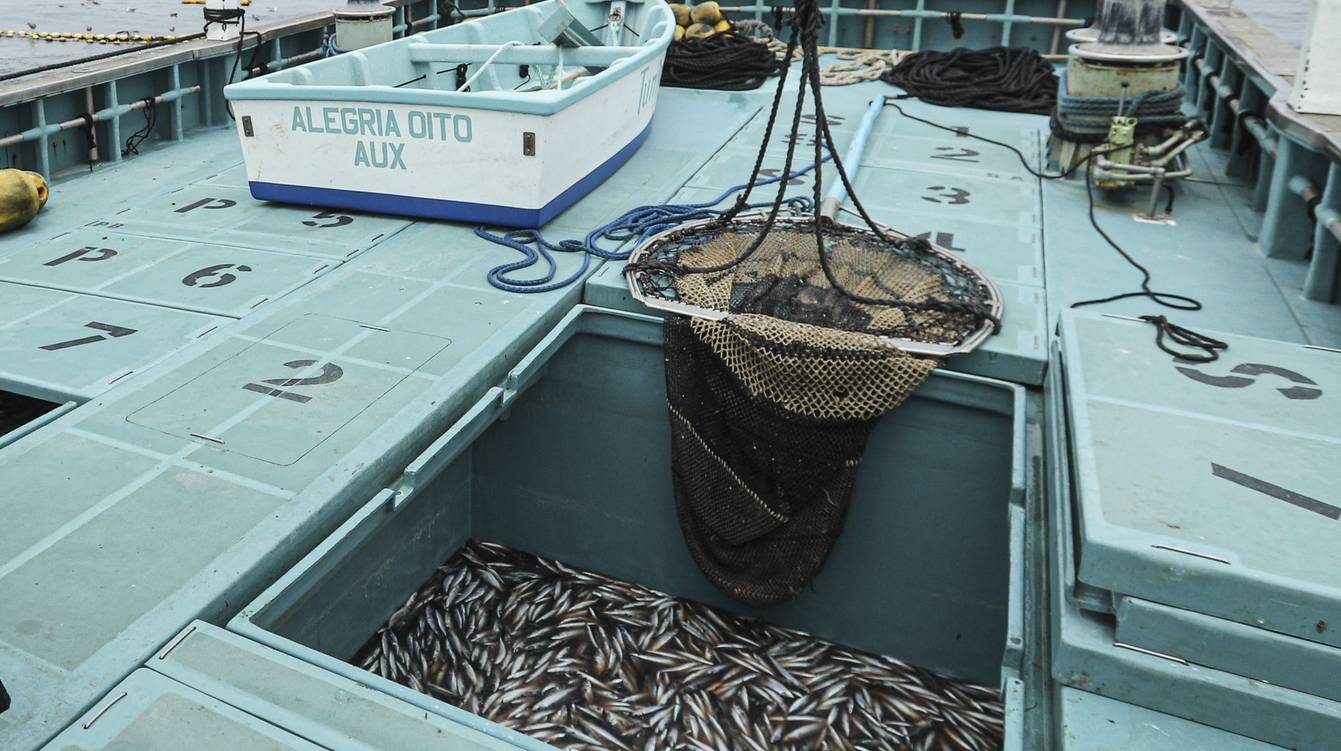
left=90, top=184, right=411, bottom=260
left=126, top=314, right=451, bottom=465
left=1059, top=310, right=1341, bottom=648
left=0, top=230, right=332, bottom=317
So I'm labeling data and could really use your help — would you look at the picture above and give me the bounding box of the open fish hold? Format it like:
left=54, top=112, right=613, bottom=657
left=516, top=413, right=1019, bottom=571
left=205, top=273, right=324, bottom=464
left=231, top=307, right=1028, bottom=751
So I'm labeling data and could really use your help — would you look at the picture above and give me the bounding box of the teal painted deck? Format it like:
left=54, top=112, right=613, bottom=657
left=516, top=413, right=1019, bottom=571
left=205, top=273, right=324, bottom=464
left=2, top=61, right=1341, bottom=750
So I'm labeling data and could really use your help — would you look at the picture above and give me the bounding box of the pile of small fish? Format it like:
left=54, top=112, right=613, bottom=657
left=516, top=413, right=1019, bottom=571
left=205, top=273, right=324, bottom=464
left=354, top=540, right=1004, bottom=750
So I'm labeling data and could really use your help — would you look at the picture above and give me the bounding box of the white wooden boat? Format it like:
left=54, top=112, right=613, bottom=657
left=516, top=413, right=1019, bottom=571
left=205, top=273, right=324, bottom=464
left=225, top=0, right=675, bottom=227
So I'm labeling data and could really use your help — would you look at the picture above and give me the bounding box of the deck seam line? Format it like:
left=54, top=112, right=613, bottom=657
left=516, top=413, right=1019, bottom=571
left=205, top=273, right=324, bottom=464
left=65, top=427, right=297, bottom=499
left=1083, top=393, right=1341, bottom=446
left=0, top=276, right=244, bottom=320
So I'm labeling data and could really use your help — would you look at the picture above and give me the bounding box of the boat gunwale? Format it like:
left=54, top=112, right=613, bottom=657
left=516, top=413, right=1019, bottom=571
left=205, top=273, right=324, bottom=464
left=224, top=1, right=677, bottom=117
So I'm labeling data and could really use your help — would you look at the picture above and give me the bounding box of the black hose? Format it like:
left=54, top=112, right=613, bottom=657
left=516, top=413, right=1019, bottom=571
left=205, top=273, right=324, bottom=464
left=662, top=34, right=780, bottom=91
left=881, top=46, right=1058, bottom=115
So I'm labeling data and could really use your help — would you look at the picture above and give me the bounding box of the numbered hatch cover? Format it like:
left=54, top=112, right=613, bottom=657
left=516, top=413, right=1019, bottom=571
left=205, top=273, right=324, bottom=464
left=88, top=184, right=410, bottom=260
left=1059, top=310, right=1341, bottom=647
left=127, top=314, right=451, bottom=465
left=0, top=229, right=333, bottom=317
left=0, top=282, right=223, bottom=401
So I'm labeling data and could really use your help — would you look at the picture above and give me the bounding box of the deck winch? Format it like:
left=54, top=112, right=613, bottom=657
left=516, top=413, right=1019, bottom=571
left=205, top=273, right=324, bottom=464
left=1050, top=0, right=1204, bottom=218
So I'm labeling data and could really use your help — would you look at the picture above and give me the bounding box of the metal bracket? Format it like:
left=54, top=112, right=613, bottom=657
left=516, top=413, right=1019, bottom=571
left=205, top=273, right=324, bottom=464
left=522, top=131, right=535, bottom=156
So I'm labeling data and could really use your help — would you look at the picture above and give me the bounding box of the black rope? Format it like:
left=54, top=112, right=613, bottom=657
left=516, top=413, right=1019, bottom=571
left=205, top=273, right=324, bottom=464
left=661, top=35, right=780, bottom=91
left=438, top=0, right=467, bottom=25
left=203, top=6, right=245, bottom=26
left=945, top=11, right=965, bottom=39
left=1140, top=314, right=1228, bottom=363
left=79, top=112, right=97, bottom=170
left=0, top=33, right=205, bottom=84
left=218, top=11, right=264, bottom=122
left=1070, top=157, right=1203, bottom=311
left=882, top=47, right=1058, bottom=115
left=881, top=101, right=1223, bottom=355
left=122, top=97, right=157, bottom=157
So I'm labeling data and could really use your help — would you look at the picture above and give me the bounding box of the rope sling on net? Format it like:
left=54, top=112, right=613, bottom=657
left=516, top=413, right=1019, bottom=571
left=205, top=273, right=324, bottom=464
left=623, top=0, right=999, bottom=606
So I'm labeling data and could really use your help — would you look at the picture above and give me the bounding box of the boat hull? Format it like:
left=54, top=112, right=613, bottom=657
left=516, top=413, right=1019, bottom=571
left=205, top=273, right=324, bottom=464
left=232, top=56, right=664, bottom=227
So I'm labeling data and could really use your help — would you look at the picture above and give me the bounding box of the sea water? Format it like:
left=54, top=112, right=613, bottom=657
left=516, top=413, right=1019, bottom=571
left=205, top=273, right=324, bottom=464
left=0, top=1, right=1314, bottom=78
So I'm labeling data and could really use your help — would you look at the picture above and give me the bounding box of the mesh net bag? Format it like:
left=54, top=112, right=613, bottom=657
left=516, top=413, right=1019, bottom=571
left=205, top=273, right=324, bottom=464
left=626, top=2, right=1000, bottom=606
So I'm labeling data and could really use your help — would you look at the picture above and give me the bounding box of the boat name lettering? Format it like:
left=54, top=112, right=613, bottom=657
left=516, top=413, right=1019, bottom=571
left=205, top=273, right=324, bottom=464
left=637, top=68, right=660, bottom=115
left=290, top=106, right=474, bottom=171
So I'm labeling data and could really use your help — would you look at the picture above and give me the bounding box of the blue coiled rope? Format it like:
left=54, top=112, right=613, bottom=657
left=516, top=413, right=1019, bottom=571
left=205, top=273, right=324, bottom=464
left=475, top=155, right=830, bottom=294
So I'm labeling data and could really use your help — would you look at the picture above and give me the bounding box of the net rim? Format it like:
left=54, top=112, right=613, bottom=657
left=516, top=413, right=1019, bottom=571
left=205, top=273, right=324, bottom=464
left=623, top=212, right=1004, bottom=358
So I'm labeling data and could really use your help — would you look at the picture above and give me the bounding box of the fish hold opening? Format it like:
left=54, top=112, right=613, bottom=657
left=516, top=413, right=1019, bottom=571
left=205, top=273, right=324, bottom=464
left=352, top=540, right=1005, bottom=751
left=0, top=390, right=61, bottom=444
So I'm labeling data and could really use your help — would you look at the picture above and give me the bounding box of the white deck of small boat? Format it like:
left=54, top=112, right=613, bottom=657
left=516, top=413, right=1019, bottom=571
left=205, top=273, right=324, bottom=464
left=2, top=62, right=1340, bottom=749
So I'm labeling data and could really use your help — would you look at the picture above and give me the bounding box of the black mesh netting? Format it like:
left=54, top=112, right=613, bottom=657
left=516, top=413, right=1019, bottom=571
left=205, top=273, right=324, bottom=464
left=664, top=314, right=935, bottom=606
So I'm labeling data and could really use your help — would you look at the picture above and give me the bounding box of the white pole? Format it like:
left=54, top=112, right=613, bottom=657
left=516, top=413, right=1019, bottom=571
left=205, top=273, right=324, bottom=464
left=1291, top=0, right=1341, bottom=115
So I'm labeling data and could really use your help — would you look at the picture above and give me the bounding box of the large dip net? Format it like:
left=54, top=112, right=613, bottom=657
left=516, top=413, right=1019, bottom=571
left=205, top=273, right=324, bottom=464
left=625, top=0, right=1001, bottom=606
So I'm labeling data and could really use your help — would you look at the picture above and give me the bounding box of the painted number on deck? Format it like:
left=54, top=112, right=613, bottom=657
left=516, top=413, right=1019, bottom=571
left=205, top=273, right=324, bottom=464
left=800, top=113, right=846, bottom=127
left=1211, top=463, right=1340, bottom=520
left=242, top=360, right=344, bottom=404
left=922, top=187, right=971, bottom=205
left=757, top=168, right=808, bottom=186
left=913, top=231, right=966, bottom=253
left=930, top=147, right=981, bottom=163
left=302, top=211, right=354, bottom=229
left=1176, top=362, right=1323, bottom=400
left=175, top=197, right=237, bottom=213
left=182, top=263, right=252, bottom=288
left=39, top=321, right=137, bottom=351
left=44, top=246, right=118, bottom=266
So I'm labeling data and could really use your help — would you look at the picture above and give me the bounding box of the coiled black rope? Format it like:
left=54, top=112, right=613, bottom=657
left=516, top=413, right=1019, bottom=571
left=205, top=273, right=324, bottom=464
left=122, top=97, right=157, bottom=157
left=203, top=6, right=246, bottom=26
left=881, top=46, right=1058, bottom=114
left=1139, top=314, right=1228, bottom=363
left=662, top=35, right=780, bottom=91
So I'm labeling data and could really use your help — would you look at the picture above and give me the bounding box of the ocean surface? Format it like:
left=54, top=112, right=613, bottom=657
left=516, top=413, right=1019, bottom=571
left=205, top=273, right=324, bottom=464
left=0, top=0, right=1315, bottom=77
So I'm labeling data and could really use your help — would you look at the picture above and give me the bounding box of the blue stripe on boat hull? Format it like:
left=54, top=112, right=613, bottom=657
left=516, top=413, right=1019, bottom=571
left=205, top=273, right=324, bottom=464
left=247, top=122, right=653, bottom=228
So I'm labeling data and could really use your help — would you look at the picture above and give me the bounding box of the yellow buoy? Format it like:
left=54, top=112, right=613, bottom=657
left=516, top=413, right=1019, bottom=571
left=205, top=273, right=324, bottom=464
left=713, top=19, right=731, bottom=34
left=690, top=2, right=722, bottom=26
left=669, top=3, right=690, bottom=26
left=684, top=22, right=714, bottom=39
left=674, top=24, right=685, bottom=41
left=0, top=170, right=49, bottom=233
